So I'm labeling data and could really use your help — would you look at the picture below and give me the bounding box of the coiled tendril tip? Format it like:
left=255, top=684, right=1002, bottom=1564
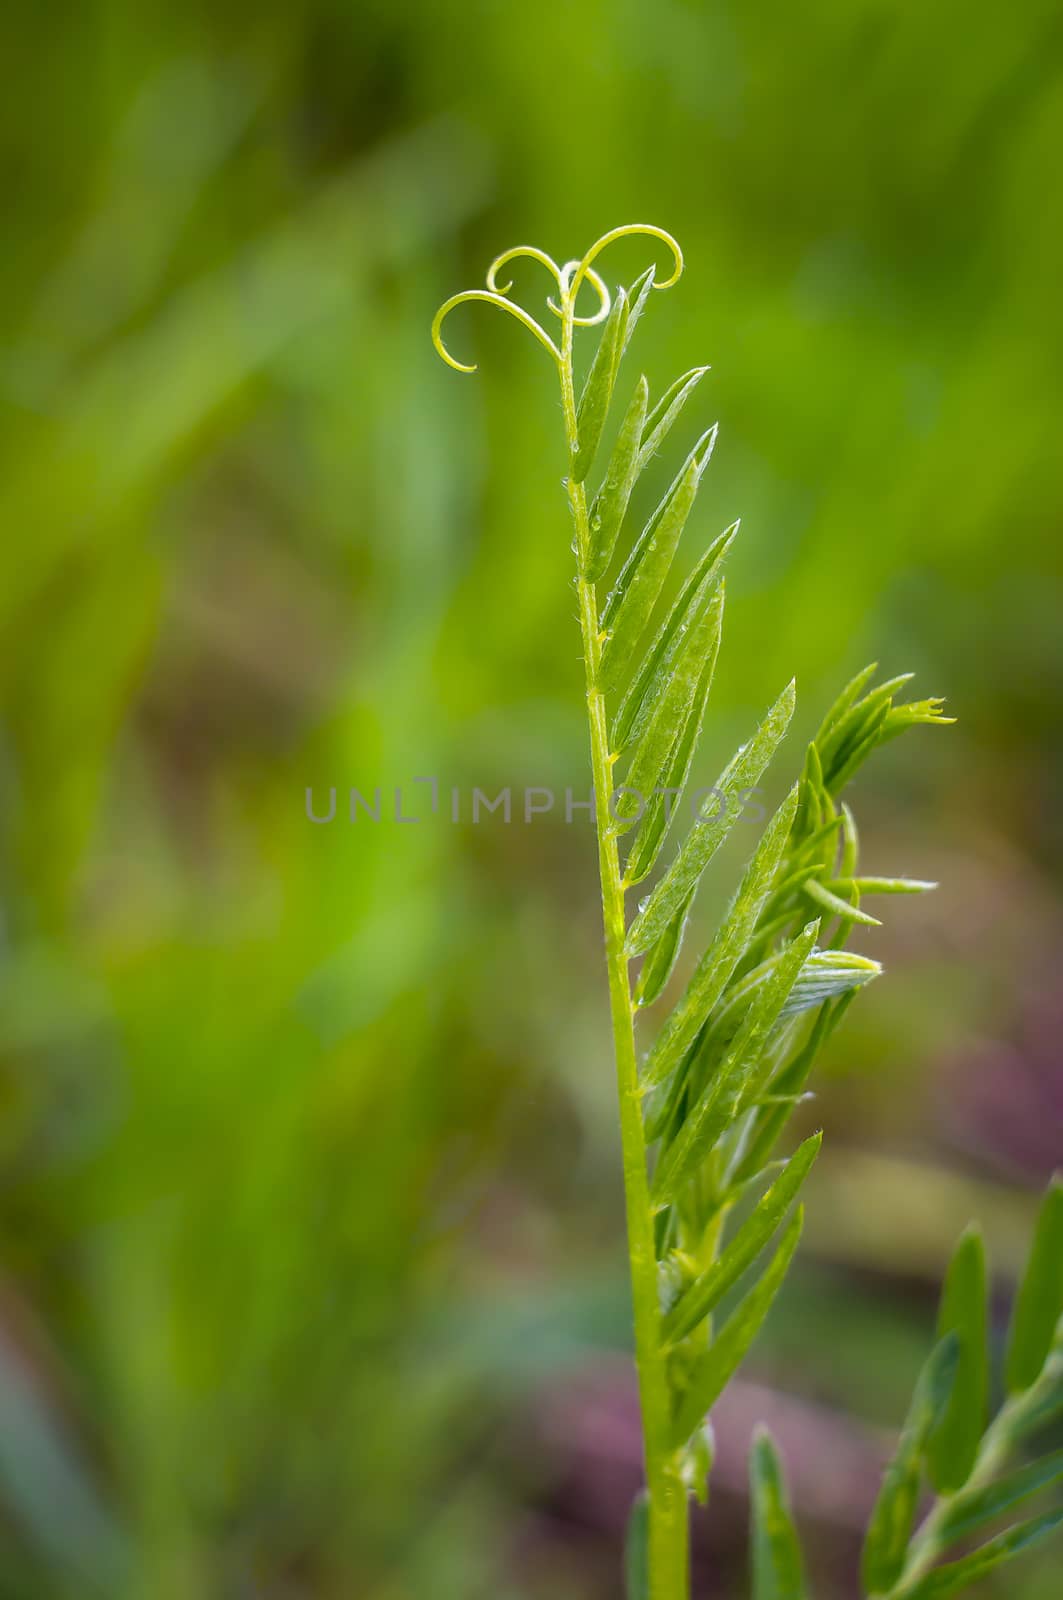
left=432, top=224, right=684, bottom=375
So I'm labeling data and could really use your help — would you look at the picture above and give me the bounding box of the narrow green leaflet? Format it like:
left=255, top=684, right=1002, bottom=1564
left=898, top=1510, right=1063, bottom=1600
left=670, top=1208, right=803, bottom=1449
left=624, top=1489, right=649, bottom=1600
left=802, top=876, right=881, bottom=927
left=1005, top=1321, right=1063, bottom=1444
left=572, top=286, right=628, bottom=483
left=598, top=428, right=716, bottom=694
left=663, top=1133, right=822, bottom=1343
left=927, top=1226, right=988, bottom=1493
left=584, top=376, right=649, bottom=581
left=861, top=1335, right=960, bottom=1597
left=617, top=581, right=724, bottom=846
left=778, top=949, right=881, bottom=1018
left=818, top=675, right=910, bottom=783
left=749, top=1428, right=807, bottom=1600
left=828, top=876, right=937, bottom=895
left=637, top=365, right=710, bottom=472
left=652, top=922, right=819, bottom=1204
left=612, top=520, right=736, bottom=755
left=634, top=887, right=695, bottom=1007
left=641, top=786, right=800, bottom=1087
left=879, top=696, right=955, bottom=745
left=812, top=661, right=879, bottom=748
left=935, top=1448, right=1063, bottom=1548
left=1006, top=1177, right=1063, bottom=1392
left=624, top=634, right=718, bottom=885
left=732, top=997, right=854, bottom=1188
left=626, top=682, right=797, bottom=957
left=620, top=266, right=656, bottom=357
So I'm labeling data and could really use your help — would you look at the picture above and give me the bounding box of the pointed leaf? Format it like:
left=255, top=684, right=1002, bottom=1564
left=616, top=581, right=724, bottom=846
left=819, top=673, right=912, bottom=775
left=839, top=802, right=859, bottom=877
left=627, top=681, right=796, bottom=957
left=637, top=366, right=710, bottom=472
left=634, top=888, right=695, bottom=1007
left=1006, top=1177, right=1063, bottom=1392
left=621, top=266, right=656, bottom=357
left=733, top=997, right=853, bottom=1186
left=652, top=922, right=819, bottom=1203
left=802, top=877, right=881, bottom=927
left=813, top=662, right=879, bottom=748
left=900, top=1509, right=1063, bottom=1600
left=663, top=1133, right=822, bottom=1343
left=572, top=287, right=628, bottom=483
left=861, top=1335, right=960, bottom=1596
left=750, top=1428, right=807, bottom=1600
left=927, top=1226, right=988, bottom=1492
left=778, top=949, right=881, bottom=1018
left=936, top=1448, right=1063, bottom=1549
left=585, top=377, right=649, bottom=581
left=612, top=520, right=736, bottom=755
left=624, top=638, right=718, bottom=885
left=599, top=428, right=716, bottom=693
left=641, top=786, right=800, bottom=1087
left=670, top=1208, right=803, bottom=1448
left=828, top=876, right=937, bottom=895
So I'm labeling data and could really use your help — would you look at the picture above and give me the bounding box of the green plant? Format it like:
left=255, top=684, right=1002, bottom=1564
left=432, top=226, right=1063, bottom=1599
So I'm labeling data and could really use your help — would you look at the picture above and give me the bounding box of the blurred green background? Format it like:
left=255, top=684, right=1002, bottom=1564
left=2, top=3, right=1062, bottom=1596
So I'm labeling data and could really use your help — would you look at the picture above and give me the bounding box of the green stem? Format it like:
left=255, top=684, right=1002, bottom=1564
left=559, top=297, right=689, bottom=1599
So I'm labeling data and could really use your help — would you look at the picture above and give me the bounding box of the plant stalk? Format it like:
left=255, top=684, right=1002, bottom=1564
left=559, top=293, right=689, bottom=1599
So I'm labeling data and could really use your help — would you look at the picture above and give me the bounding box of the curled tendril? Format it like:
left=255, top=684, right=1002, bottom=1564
left=431, top=225, right=683, bottom=374
left=431, top=289, right=562, bottom=374
left=567, top=224, right=684, bottom=307
left=485, top=246, right=611, bottom=326
left=553, top=260, right=611, bottom=325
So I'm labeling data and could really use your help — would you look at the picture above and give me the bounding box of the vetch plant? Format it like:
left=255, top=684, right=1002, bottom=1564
left=432, top=226, right=1063, bottom=1599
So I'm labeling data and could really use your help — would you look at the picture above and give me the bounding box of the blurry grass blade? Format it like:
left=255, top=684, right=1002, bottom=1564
left=585, top=377, right=649, bottom=580
left=936, top=1449, right=1063, bottom=1550
left=612, top=521, right=737, bottom=755
left=634, top=888, right=695, bottom=1007
left=618, top=582, right=724, bottom=850
left=802, top=877, right=881, bottom=927
left=599, top=428, right=717, bottom=694
left=641, top=786, right=800, bottom=1087
left=898, top=1510, right=1063, bottom=1600
left=927, top=1226, right=988, bottom=1492
left=749, top=1428, right=807, bottom=1600
left=663, top=1133, right=822, bottom=1343
left=652, top=922, right=819, bottom=1202
left=624, top=1489, right=650, bottom=1600
left=670, top=1209, right=803, bottom=1449
left=627, top=682, right=796, bottom=957
left=572, top=287, right=628, bottom=482
left=861, top=1334, right=960, bottom=1595
left=1006, top=1177, right=1063, bottom=1392
left=638, top=366, right=710, bottom=471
